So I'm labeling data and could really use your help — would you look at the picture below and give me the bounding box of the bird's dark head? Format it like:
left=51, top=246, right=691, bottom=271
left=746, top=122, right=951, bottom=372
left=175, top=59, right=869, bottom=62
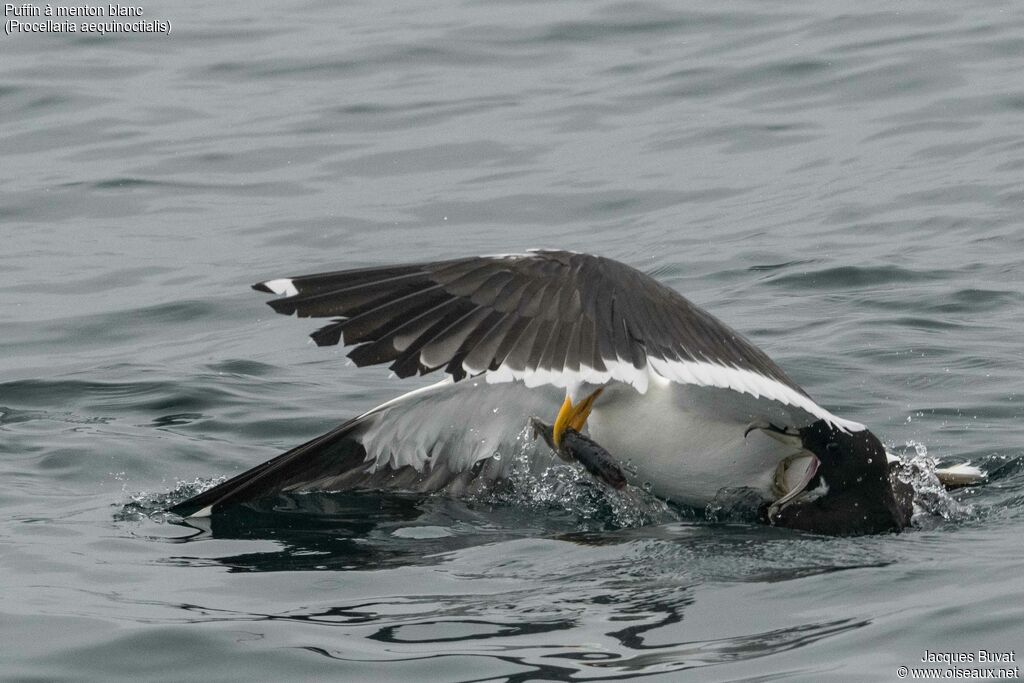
left=799, top=420, right=888, bottom=485
left=770, top=420, right=911, bottom=535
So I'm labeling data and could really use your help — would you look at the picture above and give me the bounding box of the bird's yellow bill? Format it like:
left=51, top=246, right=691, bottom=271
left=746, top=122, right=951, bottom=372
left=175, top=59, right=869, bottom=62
left=552, top=388, right=604, bottom=446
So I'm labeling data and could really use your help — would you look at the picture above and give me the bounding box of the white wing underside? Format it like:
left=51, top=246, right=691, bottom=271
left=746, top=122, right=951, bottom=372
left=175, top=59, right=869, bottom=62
left=350, top=366, right=860, bottom=490
left=353, top=378, right=563, bottom=476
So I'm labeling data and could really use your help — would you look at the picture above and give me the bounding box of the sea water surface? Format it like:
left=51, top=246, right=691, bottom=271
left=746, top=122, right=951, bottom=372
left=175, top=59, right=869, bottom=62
left=2, top=2, right=1023, bottom=681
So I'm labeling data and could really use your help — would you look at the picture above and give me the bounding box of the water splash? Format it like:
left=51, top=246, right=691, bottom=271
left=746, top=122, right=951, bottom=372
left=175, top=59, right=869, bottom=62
left=474, top=427, right=680, bottom=530
left=115, top=476, right=225, bottom=523
left=889, top=440, right=976, bottom=525
left=703, top=487, right=767, bottom=525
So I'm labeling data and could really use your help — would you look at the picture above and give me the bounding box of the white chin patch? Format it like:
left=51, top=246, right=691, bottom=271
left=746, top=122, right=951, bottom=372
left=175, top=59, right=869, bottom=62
left=263, top=278, right=298, bottom=297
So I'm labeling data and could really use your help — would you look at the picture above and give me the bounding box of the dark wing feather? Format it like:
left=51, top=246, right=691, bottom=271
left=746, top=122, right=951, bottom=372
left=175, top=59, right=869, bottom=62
left=254, top=250, right=804, bottom=394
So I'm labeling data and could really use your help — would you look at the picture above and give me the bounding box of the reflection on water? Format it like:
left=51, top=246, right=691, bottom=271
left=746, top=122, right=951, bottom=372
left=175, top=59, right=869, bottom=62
left=171, top=493, right=481, bottom=572
left=149, top=489, right=888, bottom=679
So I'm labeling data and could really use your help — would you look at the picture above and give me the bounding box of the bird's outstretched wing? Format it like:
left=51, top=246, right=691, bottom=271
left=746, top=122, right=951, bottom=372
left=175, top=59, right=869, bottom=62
left=256, top=250, right=857, bottom=429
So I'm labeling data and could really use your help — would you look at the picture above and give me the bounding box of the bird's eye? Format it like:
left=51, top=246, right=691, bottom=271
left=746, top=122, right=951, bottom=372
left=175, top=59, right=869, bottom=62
left=826, top=442, right=840, bottom=454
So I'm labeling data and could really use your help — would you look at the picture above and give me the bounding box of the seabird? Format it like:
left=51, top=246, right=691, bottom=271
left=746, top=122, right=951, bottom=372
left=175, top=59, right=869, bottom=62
left=168, top=250, right=981, bottom=535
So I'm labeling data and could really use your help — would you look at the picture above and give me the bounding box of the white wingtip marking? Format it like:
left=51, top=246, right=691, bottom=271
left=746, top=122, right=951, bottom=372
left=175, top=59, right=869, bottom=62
left=263, top=278, right=298, bottom=297
left=189, top=505, right=214, bottom=518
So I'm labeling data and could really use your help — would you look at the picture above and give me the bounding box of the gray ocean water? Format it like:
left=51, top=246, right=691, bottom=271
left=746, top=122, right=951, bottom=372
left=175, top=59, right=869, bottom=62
left=3, top=2, right=1023, bottom=681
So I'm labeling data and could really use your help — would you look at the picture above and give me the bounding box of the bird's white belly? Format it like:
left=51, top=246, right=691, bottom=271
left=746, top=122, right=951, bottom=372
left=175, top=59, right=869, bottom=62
left=587, top=377, right=805, bottom=507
